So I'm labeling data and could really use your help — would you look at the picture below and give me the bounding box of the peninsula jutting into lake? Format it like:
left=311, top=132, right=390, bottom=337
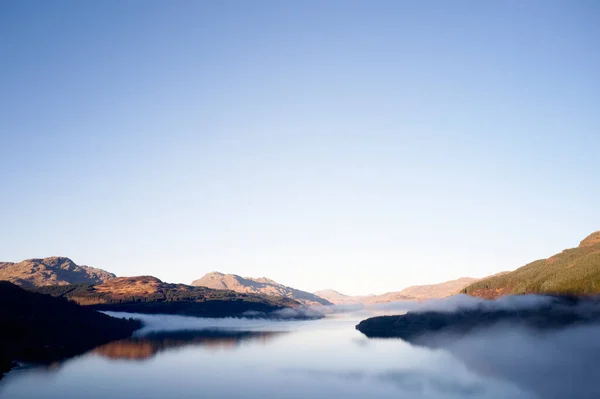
left=356, top=295, right=600, bottom=342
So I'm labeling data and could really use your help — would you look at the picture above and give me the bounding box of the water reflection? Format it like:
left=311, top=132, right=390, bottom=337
left=282, top=368, right=493, bottom=397
left=2, top=311, right=596, bottom=399
left=452, top=325, right=600, bottom=399
left=389, top=323, right=600, bottom=399
left=94, top=330, right=285, bottom=360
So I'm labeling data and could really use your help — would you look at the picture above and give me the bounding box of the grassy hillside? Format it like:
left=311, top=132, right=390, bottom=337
left=462, top=231, right=600, bottom=298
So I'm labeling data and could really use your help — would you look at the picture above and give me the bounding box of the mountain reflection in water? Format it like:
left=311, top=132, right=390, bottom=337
left=93, top=330, right=285, bottom=360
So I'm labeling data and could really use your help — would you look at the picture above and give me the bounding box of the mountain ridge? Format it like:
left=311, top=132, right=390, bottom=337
left=372, top=277, right=480, bottom=302
left=317, top=277, right=482, bottom=304
left=0, top=256, right=115, bottom=288
left=313, top=289, right=374, bottom=305
left=33, top=275, right=302, bottom=318
left=192, top=272, right=332, bottom=306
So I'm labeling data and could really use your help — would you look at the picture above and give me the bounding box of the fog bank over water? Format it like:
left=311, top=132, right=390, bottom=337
left=3, top=299, right=600, bottom=399
left=327, top=293, right=558, bottom=314
left=65, top=296, right=600, bottom=399
left=377, top=293, right=557, bottom=312
left=420, top=323, right=600, bottom=399
left=352, top=294, right=600, bottom=399
left=103, top=311, right=313, bottom=336
left=105, top=294, right=571, bottom=333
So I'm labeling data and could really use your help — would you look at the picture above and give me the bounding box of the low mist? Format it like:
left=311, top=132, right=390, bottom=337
left=350, top=294, right=600, bottom=399
left=322, top=293, right=558, bottom=315
left=103, top=295, right=600, bottom=398
left=414, top=323, right=600, bottom=399
left=103, top=311, right=316, bottom=336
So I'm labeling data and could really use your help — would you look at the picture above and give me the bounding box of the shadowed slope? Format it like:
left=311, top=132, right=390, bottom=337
left=0, top=281, right=141, bottom=379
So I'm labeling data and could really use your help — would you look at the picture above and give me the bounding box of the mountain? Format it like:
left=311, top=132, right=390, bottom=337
left=462, top=231, right=600, bottom=298
left=313, top=289, right=373, bottom=305
left=394, top=277, right=480, bottom=299
left=191, top=272, right=332, bottom=306
left=34, top=276, right=303, bottom=317
left=362, top=291, right=413, bottom=304
left=0, top=256, right=115, bottom=288
left=318, top=277, right=481, bottom=305
left=367, top=277, right=481, bottom=303
left=0, top=281, right=141, bottom=379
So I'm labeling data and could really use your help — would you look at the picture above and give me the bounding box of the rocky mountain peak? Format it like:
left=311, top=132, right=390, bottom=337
left=580, top=231, right=600, bottom=247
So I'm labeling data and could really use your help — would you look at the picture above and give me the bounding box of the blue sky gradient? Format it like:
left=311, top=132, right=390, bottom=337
left=1, top=1, right=599, bottom=294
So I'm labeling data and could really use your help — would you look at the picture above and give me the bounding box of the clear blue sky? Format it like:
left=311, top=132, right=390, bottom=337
left=1, top=1, right=598, bottom=295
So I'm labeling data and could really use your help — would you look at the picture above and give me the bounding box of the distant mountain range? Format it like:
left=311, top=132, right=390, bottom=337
left=0, top=257, right=115, bottom=288
left=391, top=277, right=480, bottom=299
left=0, top=258, right=487, bottom=306
left=4, top=230, right=600, bottom=308
left=192, top=272, right=332, bottom=306
left=0, top=257, right=482, bottom=306
left=463, top=231, right=600, bottom=298
left=365, top=277, right=481, bottom=303
left=316, top=277, right=481, bottom=304
left=313, top=289, right=374, bottom=305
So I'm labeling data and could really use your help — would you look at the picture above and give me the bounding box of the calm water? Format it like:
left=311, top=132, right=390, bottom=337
left=1, top=310, right=599, bottom=399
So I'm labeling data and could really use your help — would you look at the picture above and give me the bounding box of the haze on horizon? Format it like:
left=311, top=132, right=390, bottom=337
left=1, top=1, right=598, bottom=296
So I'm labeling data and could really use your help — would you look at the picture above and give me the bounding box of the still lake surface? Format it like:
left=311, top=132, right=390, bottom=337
left=1, top=309, right=599, bottom=399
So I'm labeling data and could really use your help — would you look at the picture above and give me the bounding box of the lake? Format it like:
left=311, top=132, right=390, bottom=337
left=1, top=309, right=599, bottom=399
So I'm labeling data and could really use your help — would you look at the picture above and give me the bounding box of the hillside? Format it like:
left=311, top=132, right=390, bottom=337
left=462, top=231, right=600, bottom=298
left=34, top=276, right=302, bottom=317
left=0, top=256, right=115, bottom=288
left=0, top=281, right=141, bottom=379
left=192, top=272, right=331, bottom=306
